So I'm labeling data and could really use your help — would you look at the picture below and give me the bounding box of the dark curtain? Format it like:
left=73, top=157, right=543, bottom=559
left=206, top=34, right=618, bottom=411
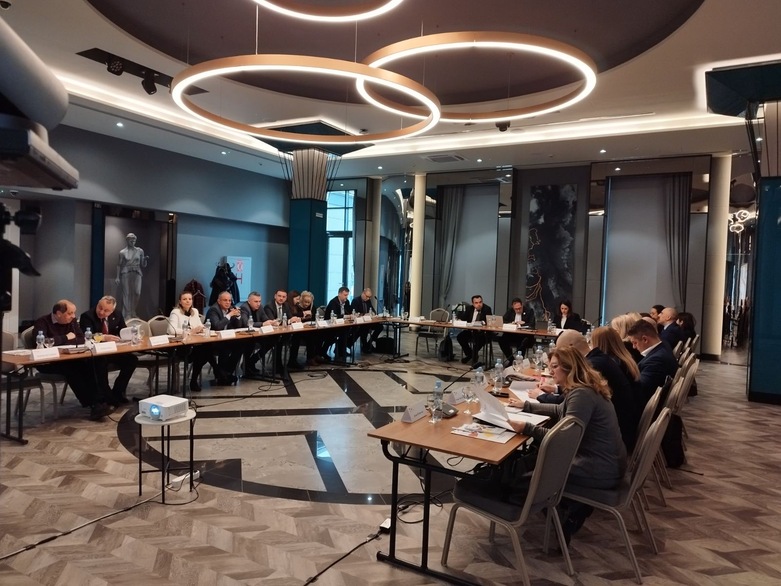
left=664, top=173, right=692, bottom=309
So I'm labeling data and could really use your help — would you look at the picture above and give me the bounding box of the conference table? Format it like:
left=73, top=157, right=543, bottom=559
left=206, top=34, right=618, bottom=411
left=368, top=400, right=532, bottom=586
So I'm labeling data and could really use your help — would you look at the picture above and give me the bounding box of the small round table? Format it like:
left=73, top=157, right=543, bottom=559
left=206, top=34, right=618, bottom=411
left=135, top=408, right=196, bottom=503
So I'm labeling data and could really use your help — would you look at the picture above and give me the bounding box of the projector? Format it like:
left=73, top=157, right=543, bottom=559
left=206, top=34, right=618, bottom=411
left=138, top=394, right=189, bottom=421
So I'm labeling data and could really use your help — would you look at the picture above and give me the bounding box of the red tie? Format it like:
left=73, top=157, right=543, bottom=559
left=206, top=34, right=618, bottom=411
left=102, top=319, right=109, bottom=335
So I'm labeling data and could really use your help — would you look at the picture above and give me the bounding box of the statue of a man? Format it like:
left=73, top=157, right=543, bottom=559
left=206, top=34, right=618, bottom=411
left=115, top=233, right=148, bottom=318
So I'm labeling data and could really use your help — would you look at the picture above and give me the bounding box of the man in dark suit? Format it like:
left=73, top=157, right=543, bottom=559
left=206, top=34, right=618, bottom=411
left=324, top=287, right=353, bottom=360
left=239, top=291, right=276, bottom=377
left=79, top=295, right=137, bottom=405
left=351, top=287, right=383, bottom=353
left=627, top=318, right=679, bottom=404
left=263, top=289, right=303, bottom=371
left=205, top=291, right=243, bottom=385
left=658, top=307, right=685, bottom=351
left=456, top=294, right=493, bottom=365
left=497, top=297, right=536, bottom=364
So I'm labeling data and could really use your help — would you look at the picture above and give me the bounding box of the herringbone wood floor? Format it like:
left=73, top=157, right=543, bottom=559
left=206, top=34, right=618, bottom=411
left=2, top=334, right=779, bottom=585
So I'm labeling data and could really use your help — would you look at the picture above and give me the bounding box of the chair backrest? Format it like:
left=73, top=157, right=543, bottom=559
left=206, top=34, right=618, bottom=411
left=148, top=315, right=170, bottom=336
left=631, top=385, right=663, bottom=469
left=430, top=308, right=449, bottom=323
left=672, top=340, right=683, bottom=359
left=2, top=331, right=16, bottom=373
left=21, top=326, right=35, bottom=349
left=678, top=346, right=691, bottom=367
left=520, top=416, right=586, bottom=522
left=125, top=317, right=151, bottom=338
left=689, top=334, right=700, bottom=355
left=672, top=358, right=699, bottom=414
left=627, top=408, right=672, bottom=500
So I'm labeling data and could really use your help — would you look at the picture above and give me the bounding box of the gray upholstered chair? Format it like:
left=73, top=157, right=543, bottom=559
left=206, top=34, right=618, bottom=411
left=3, top=331, right=54, bottom=423
left=563, top=408, right=672, bottom=585
left=414, top=307, right=449, bottom=355
left=441, top=416, right=585, bottom=586
left=20, top=326, right=68, bottom=415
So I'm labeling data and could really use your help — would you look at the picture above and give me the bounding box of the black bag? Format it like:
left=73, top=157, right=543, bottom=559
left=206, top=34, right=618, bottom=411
left=374, top=337, right=395, bottom=354
left=661, top=413, right=685, bottom=468
left=438, top=336, right=454, bottom=361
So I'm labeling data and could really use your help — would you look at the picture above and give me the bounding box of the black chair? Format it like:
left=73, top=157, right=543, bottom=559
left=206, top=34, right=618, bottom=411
left=441, top=416, right=586, bottom=586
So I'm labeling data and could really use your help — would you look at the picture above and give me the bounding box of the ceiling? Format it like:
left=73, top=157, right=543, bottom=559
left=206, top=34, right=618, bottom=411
left=2, top=0, right=780, bottom=202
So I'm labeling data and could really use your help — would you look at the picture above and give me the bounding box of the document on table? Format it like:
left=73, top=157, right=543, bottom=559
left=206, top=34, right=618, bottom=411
left=451, top=422, right=515, bottom=443
left=473, top=390, right=548, bottom=430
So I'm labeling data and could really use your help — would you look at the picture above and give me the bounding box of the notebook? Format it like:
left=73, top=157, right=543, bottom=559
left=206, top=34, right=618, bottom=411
left=472, top=389, right=549, bottom=431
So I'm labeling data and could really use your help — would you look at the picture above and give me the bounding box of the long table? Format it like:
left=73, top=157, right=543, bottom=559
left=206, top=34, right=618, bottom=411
left=367, top=405, right=530, bottom=586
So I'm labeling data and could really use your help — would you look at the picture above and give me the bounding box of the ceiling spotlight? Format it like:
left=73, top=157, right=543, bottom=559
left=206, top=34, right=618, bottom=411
left=106, top=55, right=124, bottom=76
left=141, top=70, right=157, bottom=95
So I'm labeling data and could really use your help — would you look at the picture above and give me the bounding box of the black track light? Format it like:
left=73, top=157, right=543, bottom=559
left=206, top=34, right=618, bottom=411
left=106, top=55, right=124, bottom=76
left=141, top=70, right=157, bottom=95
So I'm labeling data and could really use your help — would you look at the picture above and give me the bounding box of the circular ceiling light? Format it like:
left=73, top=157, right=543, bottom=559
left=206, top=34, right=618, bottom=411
left=252, top=0, right=404, bottom=22
left=357, top=31, right=597, bottom=124
left=171, top=54, right=440, bottom=145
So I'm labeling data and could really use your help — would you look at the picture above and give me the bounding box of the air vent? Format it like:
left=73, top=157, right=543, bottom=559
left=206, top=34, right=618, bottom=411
left=423, top=153, right=466, bottom=164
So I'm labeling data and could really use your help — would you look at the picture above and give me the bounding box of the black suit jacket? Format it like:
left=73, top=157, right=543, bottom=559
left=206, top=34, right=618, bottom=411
left=79, top=308, right=127, bottom=337
left=659, top=322, right=685, bottom=350
left=206, top=304, right=241, bottom=330
left=638, top=343, right=679, bottom=401
left=263, top=302, right=294, bottom=322
left=351, top=296, right=375, bottom=315
left=458, top=305, right=493, bottom=324
left=555, top=312, right=583, bottom=331
left=502, top=306, right=535, bottom=326
left=239, top=302, right=266, bottom=327
left=324, top=296, right=349, bottom=320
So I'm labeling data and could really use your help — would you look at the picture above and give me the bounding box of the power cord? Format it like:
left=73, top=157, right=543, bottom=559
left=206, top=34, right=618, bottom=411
left=303, top=530, right=381, bottom=584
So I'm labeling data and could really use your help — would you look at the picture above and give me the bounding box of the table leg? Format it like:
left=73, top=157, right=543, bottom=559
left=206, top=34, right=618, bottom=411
left=137, top=422, right=142, bottom=496
left=2, top=370, right=29, bottom=444
left=189, top=418, right=195, bottom=491
left=161, top=425, right=167, bottom=504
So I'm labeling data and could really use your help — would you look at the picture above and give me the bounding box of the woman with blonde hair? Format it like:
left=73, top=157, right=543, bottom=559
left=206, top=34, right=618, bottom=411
left=591, top=325, right=644, bottom=451
left=509, top=345, right=626, bottom=542
left=611, top=312, right=643, bottom=362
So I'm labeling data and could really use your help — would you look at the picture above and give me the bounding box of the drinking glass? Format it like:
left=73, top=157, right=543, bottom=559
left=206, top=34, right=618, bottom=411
left=463, top=384, right=475, bottom=415
left=428, top=394, right=443, bottom=424
left=402, top=311, right=409, bottom=321
left=43, top=337, right=55, bottom=348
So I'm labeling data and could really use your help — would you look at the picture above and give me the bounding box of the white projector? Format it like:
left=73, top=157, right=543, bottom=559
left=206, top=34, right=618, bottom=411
left=138, top=394, right=189, bottom=421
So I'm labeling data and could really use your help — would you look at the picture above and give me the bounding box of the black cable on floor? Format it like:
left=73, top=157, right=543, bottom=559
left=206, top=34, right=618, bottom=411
left=303, top=530, right=381, bottom=585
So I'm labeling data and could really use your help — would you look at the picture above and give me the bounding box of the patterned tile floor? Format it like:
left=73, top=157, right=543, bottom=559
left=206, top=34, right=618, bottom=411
left=2, top=333, right=780, bottom=585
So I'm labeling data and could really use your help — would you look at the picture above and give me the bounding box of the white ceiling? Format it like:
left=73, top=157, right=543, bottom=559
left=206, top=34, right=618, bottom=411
left=2, top=0, right=780, bottom=197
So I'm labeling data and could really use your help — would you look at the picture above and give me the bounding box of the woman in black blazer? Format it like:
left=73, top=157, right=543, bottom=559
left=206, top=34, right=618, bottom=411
left=555, top=299, right=583, bottom=331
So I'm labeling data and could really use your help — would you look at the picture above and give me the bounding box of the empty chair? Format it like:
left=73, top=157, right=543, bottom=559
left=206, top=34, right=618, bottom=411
left=415, top=308, right=449, bottom=355
left=563, top=408, right=672, bottom=584
left=3, top=331, right=54, bottom=423
left=147, top=315, right=170, bottom=336
left=442, top=416, right=585, bottom=586
left=20, top=326, right=68, bottom=413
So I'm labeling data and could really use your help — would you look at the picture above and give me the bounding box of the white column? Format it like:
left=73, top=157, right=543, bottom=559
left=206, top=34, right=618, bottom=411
left=409, top=173, right=426, bottom=320
left=702, top=154, right=731, bottom=359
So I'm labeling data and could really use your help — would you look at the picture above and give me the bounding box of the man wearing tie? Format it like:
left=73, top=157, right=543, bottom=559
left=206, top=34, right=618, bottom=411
left=325, top=287, right=353, bottom=360
left=456, top=294, right=493, bottom=365
left=498, top=297, right=536, bottom=365
left=79, top=295, right=138, bottom=405
left=263, top=289, right=301, bottom=373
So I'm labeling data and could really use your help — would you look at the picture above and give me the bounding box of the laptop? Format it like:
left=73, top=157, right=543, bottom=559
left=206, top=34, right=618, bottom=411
left=535, top=319, right=550, bottom=331
left=486, top=315, right=503, bottom=327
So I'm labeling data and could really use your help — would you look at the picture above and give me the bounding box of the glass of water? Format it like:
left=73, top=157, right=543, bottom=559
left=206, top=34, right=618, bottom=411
left=44, top=337, right=55, bottom=348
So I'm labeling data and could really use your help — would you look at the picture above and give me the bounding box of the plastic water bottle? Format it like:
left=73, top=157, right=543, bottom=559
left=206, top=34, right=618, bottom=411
left=493, top=358, right=504, bottom=393
left=35, top=330, right=45, bottom=349
left=130, top=325, right=140, bottom=346
left=431, top=380, right=444, bottom=423
left=352, top=309, right=357, bottom=321
left=282, top=313, right=288, bottom=327
left=534, top=345, right=544, bottom=373
left=585, top=326, right=593, bottom=344
left=84, top=327, right=93, bottom=347
left=474, top=366, right=485, bottom=388
left=182, top=319, right=191, bottom=339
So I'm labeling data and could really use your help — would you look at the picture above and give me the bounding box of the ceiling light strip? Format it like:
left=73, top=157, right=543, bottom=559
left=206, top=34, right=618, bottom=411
left=171, top=54, right=440, bottom=145
left=357, top=31, right=598, bottom=124
left=252, top=0, right=404, bottom=22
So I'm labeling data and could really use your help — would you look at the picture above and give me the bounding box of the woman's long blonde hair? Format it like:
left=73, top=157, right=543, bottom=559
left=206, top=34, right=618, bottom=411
left=591, top=325, right=640, bottom=381
left=551, top=346, right=611, bottom=400
left=611, top=312, right=642, bottom=340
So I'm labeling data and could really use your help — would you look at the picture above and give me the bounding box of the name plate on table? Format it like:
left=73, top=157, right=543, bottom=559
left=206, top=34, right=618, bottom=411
left=336, top=318, right=345, bottom=325
left=290, top=321, right=305, bottom=330
left=357, top=316, right=370, bottom=323
left=149, top=335, right=170, bottom=346
left=32, top=347, right=60, bottom=360
left=408, top=316, right=422, bottom=323
left=453, top=320, right=468, bottom=328
left=447, top=388, right=467, bottom=405
left=216, top=329, right=236, bottom=339
left=401, top=400, right=428, bottom=423
left=260, top=325, right=275, bottom=334
left=316, top=319, right=329, bottom=328
left=93, top=341, right=118, bottom=354
left=502, top=323, right=519, bottom=331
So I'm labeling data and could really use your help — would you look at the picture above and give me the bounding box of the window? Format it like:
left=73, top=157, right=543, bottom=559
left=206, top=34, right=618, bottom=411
left=326, top=189, right=355, bottom=298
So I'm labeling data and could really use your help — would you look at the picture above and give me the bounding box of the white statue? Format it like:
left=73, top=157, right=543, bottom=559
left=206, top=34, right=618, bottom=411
left=115, top=233, right=148, bottom=318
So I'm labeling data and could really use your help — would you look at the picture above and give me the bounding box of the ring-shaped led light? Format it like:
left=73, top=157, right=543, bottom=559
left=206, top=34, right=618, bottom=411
left=252, top=0, right=404, bottom=22
left=171, top=54, right=440, bottom=145
left=357, top=31, right=597, bottom=124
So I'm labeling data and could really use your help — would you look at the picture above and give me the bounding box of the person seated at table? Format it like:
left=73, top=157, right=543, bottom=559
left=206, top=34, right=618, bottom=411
left=239, top=291, right=276, bottom=378
left=263, top=289, right=302, bottom=372
left=205, top=291, right=243, bottom=385
left=324, top=286, right=353, bottom=360
left=554, top=299, right=582, bottom=331
left=168, top=291, right=218, bottom=392
left=610, top=312, right=644, bottom=363
left=295, top=290, right=328, bottom=366
left=657, top=307, right=685, bottom=351
left=79, top=295, right=137, bottom=405
left=626, top=318, right=679, bottom=404
left=649, top=304, right=665, bottom=325
left=33, top=300, right=112, bottom=420
left=676, top=311, right=697, bottom=344
left=590, top=326, right=644, bottom=452
left=508, top=346, right=627, bottom=542
left=497, top=297, right=535, bottom=365
left=351, top=287, right=383, bottom=354
left=456, top=294, right=493, bottom=365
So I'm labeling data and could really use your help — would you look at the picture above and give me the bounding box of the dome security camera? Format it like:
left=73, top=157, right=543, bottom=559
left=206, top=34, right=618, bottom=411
left=495, top=121, right=510, bottom=132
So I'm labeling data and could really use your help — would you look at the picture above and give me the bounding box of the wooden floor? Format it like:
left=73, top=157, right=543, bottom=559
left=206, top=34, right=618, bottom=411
left=1, top=333, right=779, bottom=585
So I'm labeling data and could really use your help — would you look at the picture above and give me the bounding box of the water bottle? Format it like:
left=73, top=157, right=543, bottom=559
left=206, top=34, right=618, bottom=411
left=130, top=325, right=140, bottom=346
left=431, top=380, right=444, bottom=423
left=35, top=330, right=45, bottom=349
left=282, top=313, right=288, bottom=327
left=534, top=345, right=544, bottom=373
left=513, top=350, right=524, bottom=372
left=585, top=326, right=593, bottom=344
left=493, top=358, right=504, bottom=393
left=182, top=319, right=191, bottom=339
left=84, top=327, right=93, bottom=347
left=352, top=309, right=357, bottom=321
left=474, top=366, right=485, bottom=388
